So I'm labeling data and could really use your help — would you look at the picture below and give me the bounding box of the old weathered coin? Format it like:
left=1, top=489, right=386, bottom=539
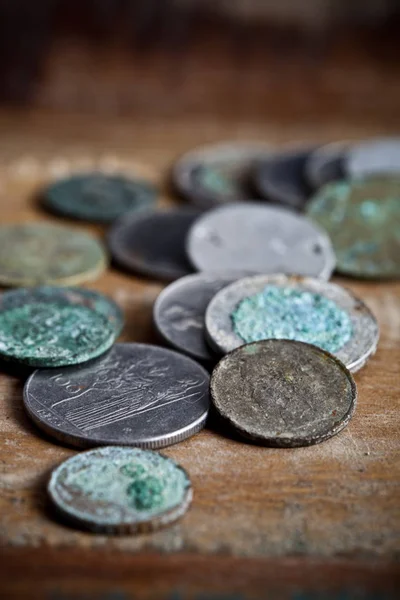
left=48, top=446, right=192, bottom=533
left=205, top=274, right=379, bottom=372
left=306, top=177, right=400, bottom=278
left=252, top=145, right=317, bottom=210
left=172, top=142, right=272, bottom=209
left=346, top=138, right=400, bottom=178
left=186, top=203, right=335, bottom=279
left=153, top=272, right=243, bottom=362
left=24, top=343, right=210, bottom=448
left=43, top=172, right=157, bottom=223
left=210, top=339, right=357, bottom=447
left=108, top=208, right=200, bottom=281
left=305, top=142, right=347, bottom=189
left=0, top=223, right=107, bottom=287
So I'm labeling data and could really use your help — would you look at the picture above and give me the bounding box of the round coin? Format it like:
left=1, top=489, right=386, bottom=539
left=186, top=203, right=335, bottom=279
left=0, top=223, right=107, bottom=287
left=305, top=142, right=347, bottom=189
left=346, top=138, right=400, bottom=179
left=306, top=177, right=400, bottom=278
left=172, top=142, right=271, bottom=209
left=48, top=446, right=192, bottom=533
left=205, top=274, right=378, bottom=372
left=211, top=339, right=357, bottom=447
left=43, top=172, right=157, bottom=223
left=24, top=343, right=210, bottom=448
left=108, top=208, right=200, bottom=281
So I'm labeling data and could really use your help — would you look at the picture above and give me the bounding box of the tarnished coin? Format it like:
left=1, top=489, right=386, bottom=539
left=24, top=343, right=210, bottom=448
left=172, top=142, right=271, bottom=209
left=153, top=273, right=242, bottom=362
left=186, top=203, right=335, bottom=279
left=108, top=208, right=200, bottom=281
left=306, top=177, right=400, bottom=278
left=205, top=274, right=379, bottom=372
left=210, top=339, right=357, bottom=447
left=43, top=172, right=157, bottom=223
left=305, top=142, right=347, bottom=189
left=252, top=145, right=317, bottom=210
left=0, top=223, right=107, bottom=287
left=48, top=446, right=192, bottom=533
left=346, top=138, right=400, bottom=178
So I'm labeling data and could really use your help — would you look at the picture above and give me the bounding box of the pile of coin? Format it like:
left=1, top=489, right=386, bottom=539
left=0, top=136, right=398, bottom=533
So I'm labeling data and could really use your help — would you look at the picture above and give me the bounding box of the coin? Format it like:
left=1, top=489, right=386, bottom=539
left=48, top=446, right=192, bottom=533
left=210, top=339, right=357, bottom=447
left=153, top=272, right=242, bottom=362
left=24, top=343, right=210, bottom=448
left=305, top=142, right=347, bottom=189
left=0, top=223, right=107, bottom=287
left=306, top=177, right=400, bottom=278
left=252, top=145, right=317, bottom=210
left=108, top=208, right=200, bottom=281
left=205, top=274, right=378, bottom=372
left=172, top=142, right=271, bottom=209
left=346, top=138, right=400, bottom=178
left=43, top=172, right=157, bottom=223
left=186, top=203, right=335, bottom=279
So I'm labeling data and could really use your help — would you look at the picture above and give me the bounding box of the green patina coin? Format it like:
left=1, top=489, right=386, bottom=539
left=48, top=446, right=192, bottom=533
left=232, top=285, right=353, bottom=354
left=306, top=177, right=400, bottom=278
left=43, top=173, right=157, bottom=223
left=0, top=223, right=107, bottom=287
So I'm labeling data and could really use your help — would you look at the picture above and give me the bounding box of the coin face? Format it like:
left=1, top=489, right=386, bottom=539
left=153, top=273, right=242, bottom=362
left=172, top=142, right=271, bottom=209
left=210, top=339, right=357, bottom=447
left=0, top=223, right=107, bottom=287
left=48, top=446, right=192, bottom=533
left=205, top=274, right=379, bottom=372
left=346, top=138, right=400, bottom=178
left=186, top=203, right=335, bottom=279
left=305, top=142, right=347, bottom=189
left=43, top=173, right=157, bottom=223
left=108, top=209, right=200, bottom=281
left=24, top=343, right=210, bottom=448
left=306, top=177, right=400, bottom=278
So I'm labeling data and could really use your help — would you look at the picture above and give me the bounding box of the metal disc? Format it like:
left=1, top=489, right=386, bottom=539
left=24, top=343, right=210, bottom=448
left=48, top=446, right=192, bottom=533
left=108, top=208, right=200, bottom=281
left=305, top=142, right=347, bottom=189
left=210, top=339, right=357, bottom=447
left=205, top=274, right=379, bottom=372
left=172, top=141, right=272, bottom=209
left=153, top=272, right=243, bottom=362
left=346, top=138, right=400, bottom=179
left=186, top=203, right=335, bottom=279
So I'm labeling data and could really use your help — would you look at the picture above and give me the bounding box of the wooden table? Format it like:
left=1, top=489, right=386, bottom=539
left=0, top=109, right=399, bottom=599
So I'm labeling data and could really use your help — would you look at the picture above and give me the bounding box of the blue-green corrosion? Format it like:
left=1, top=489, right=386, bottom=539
left=231, top=285, right=353, bottom=354
left=194, top=166, right=237, bottom=196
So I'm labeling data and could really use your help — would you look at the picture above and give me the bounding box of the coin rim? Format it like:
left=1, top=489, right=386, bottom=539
left=305, top=141, right=348, bottom=189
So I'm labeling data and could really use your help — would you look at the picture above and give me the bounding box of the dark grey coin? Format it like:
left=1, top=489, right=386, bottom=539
left=252, top=145, right=317, bottom=210
left=305, top=142, right=347, bottom=189
left=186, top=203, right=335, bottom=279
left=346, top=138, right=400, bottom=178
left=153, top=273, right=243, bottom=362
left=24, top=343, right=210, bottom=448
left=210, top=339, right=357, bottom=447
left=108, top=208, right=200, bottom=281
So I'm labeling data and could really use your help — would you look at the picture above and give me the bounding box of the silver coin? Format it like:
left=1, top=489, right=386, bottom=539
left=108, top=208, right=200, bottom=281
left=153, top=272, right=243, bottom=362
left=186, top=203, right=335, bottom=279
left=205, top=274, right=379, bottom=372
left=210, top=339, right=357, bottom=447
left=305, top=142, right=347, bottom=189
left=24, top=343, right=210, bottom=448
left=346, top=137, right=400, bottom=178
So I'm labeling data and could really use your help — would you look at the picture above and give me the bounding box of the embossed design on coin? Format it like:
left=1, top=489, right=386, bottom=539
left=347, top=138, right=400, bottom=178
left=305, top=142, right=347, bottom=189
left=210, top=339, right=357, bottom=447
left=48, top=446, right=192, bottom=533
left=0, top=223, right=107, bottom=287
left=24, top=343, right=210, bottom=447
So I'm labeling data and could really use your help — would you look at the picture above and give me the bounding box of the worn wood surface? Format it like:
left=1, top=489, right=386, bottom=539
left=0, top=110, right=399, bottom=598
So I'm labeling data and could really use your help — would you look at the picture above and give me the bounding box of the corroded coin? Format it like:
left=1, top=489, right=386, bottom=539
left=108, top=208, right=200, bottom=281
left=0, top=223, right=107, bottom=287
left=210, top=339, right=357, bottom=447
left=306, top=177, right=400, bottom=278
left=305, top=142, right=347, bottom=189
left=205, top=274, right=379, bottom=372
left=43, top=172, right=157, bottom=223
left=24, top=343, right=210, bottom=447
left=186, top=203, right=335, bottom=279
left=48, top=446, right=192, bottom=533
left=172, top=142, right=271, bottom=209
